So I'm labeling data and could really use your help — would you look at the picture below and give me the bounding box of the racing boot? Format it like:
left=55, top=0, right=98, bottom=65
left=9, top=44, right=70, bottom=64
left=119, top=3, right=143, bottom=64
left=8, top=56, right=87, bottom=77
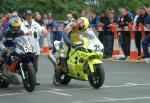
left=53, top=70, right=61, bottom=85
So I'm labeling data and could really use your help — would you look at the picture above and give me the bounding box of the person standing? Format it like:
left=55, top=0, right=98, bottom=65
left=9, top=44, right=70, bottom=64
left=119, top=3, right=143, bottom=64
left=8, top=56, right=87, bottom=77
left=118, top=8, right=132, bottom=57
left=21, top=10, right=42, bottom=85
left=64, top=14, right=74, bottom=27
left=135, top=8, right=148, bottom=56
left=141, top=7, right=150, bottom=59
left=46, top=17, right=63, bottom=54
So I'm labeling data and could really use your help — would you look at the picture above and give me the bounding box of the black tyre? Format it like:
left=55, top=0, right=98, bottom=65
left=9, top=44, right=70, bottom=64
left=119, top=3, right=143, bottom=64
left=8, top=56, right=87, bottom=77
left=23, top=65, right=36, bottom=92
left=60, top=74, right=71, bottom=85
left=53, top=73, right=71, bottom=85
left=0, top=78, right=9, bottom=88
left=88, top=64, right=105, bottom=89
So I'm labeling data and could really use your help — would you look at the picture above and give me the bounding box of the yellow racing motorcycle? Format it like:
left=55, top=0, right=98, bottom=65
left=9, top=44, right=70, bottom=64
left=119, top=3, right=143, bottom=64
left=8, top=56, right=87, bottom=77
left=49, top=29, right=105, bottom=89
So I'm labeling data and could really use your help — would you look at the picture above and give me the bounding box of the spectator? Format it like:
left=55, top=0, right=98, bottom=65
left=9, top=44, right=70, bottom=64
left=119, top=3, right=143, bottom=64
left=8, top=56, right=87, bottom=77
left=106, top=12, right=118, bottom=57
left=70, top=11, right=78, bottom=20
left=46, top=16, right=53, bottom=49
left=118, top=8, right=132, bottom=57
left=91, top=13, right=100, bottom=31
left=21, top=10, right=42, bottom=85
left=134, top=8, right=141, bottom=25
left=134, top=8, right=142, bottom=56
left=98, top=10, right=114, bottom=58
left=35, top=14, right=46, bottom=51
left=35, top=14, right=44, bottom=26
left=125, top=7, right=134, bottom=21
left=2, top=13, right=12, bottom=27
left=42, top=14, right=48, bottom=26
left=46, top=17, right=63, bottom=54
left=98, top=10, right=106, bottom=44
left=64, top=14, right=74, bottom=27
left=48, top=12, right=52, bottom=18
left=108, top=8, right=118, bottom=22
left=12, top=11, right=22, bottom=22
left=86, top=7, right=93, bottom=27
left=3, top=11, right=22, bottom=32
left=2, top=13, right=12, bottom=32
left=109, top=8, right=115, bottom=15
left=136, top=8, right=148, bottom=26
left=80, top=10, right=87, bottom=17
left=35, top=12, right=40, bottom=16
left=141, top=7, right=150, bottom=58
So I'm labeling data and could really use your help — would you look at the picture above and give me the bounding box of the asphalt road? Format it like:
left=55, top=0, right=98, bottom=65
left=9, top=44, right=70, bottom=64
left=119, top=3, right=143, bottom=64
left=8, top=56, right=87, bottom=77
left=0, top=55, right=150, bottom=103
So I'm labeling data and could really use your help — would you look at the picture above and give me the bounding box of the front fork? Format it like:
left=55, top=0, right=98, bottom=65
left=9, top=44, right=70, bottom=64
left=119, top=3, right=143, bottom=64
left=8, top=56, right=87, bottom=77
left=20, top=63, right=25, bottom=80
left=88, top=59, right=102, bottom=73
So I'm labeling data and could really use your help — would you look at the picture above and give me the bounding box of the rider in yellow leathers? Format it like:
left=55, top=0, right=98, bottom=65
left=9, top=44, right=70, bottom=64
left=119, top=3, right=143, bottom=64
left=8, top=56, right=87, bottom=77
left=54, top=17, right=95, bottom=84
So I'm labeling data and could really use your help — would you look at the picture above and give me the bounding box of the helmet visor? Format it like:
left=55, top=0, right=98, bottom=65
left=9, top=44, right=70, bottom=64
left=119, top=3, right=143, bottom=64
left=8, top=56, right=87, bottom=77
left=11, top=26, right=20, bottom=33
left=77, top=19, right=84, bottom=29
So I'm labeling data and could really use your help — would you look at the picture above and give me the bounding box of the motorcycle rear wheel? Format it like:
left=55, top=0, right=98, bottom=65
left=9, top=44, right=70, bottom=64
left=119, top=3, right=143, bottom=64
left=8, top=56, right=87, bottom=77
left=88, top=64, right=105, bottom=89
left=23, top=65, right=36, bottom=92
left=60, top=74, right=71, bottom=85
left=53, top=72, right=71, bottom=85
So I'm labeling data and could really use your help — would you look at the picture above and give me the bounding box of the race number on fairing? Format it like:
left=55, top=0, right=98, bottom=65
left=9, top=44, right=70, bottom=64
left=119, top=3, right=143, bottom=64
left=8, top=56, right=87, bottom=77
left=88, top=40, right=104, bottom=52
left=23, top=44, right=32, bottom=53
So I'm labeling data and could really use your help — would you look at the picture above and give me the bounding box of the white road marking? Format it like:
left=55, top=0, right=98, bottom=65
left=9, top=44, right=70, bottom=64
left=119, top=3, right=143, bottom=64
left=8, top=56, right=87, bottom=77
left=35, top=90, right=72, bottom=96
left=48, top=91, right=72, bottom=96
left=0, top=83, right=150, bottom=97
left=125, top=83, right=146, bottom=86
left=103, top=83, right=150, bottom=88
left=103, top=97, right=116, bottom=100
left=0, top=90, right=72, bottom=97
left=0, top=93, right=25, bottom=97
left=72, top=96, right=150, bottom=103
left=125, top=83, right=139, bottom=85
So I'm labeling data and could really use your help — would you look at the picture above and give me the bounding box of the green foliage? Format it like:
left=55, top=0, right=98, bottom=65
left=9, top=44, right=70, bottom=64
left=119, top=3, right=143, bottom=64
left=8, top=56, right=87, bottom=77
left=0, top=0, right=150, bottom=20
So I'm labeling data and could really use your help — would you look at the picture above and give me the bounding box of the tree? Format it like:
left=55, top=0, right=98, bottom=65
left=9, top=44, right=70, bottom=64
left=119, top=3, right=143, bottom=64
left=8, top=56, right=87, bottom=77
left=0, top=0, right=148, bottom=20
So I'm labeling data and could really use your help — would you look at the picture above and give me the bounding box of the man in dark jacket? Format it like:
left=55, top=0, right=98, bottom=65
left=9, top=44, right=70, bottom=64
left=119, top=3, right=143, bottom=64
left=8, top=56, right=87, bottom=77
left=118, top=8, right=132, bottom=57
left=141, top=7, right=150, bottom=58
left=0, top=18, right=24, bottom=82
left=135, top=8, right=148, bottom=56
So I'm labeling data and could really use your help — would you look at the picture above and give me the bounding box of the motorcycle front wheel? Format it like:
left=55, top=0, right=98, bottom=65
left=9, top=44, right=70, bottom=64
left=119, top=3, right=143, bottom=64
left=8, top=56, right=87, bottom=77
left=23, top=64, right=36, bottom=92
left=88, top=64, right=105, bottom=89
